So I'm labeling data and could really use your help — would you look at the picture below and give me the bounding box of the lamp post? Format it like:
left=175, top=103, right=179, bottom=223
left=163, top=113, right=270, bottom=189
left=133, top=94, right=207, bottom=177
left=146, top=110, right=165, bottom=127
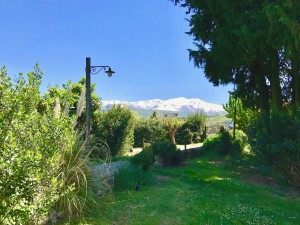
left=233, top=93, right=237, bottom=141
left=229, top=87, right=237, bottom=140
left=85, top=57, right=115, bottom=140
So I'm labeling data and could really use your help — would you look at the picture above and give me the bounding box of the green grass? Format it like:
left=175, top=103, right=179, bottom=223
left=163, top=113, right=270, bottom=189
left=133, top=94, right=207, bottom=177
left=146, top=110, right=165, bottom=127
left=77, top=150, right=299, bottom=225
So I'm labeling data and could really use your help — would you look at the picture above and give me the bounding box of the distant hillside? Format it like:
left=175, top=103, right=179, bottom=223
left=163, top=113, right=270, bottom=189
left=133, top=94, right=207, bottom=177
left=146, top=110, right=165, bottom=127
left=206, top=114, right=231, bottom=135
left=102, top=97, right=226, bottom=117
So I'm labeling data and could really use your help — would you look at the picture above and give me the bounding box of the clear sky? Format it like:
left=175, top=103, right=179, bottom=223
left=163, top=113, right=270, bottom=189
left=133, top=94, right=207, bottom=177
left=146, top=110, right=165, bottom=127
left=1, top=0, right=231, bottom=105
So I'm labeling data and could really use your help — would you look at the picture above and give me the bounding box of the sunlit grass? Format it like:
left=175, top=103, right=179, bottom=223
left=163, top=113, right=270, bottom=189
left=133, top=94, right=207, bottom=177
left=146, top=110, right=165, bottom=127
left=75, top=150, right=300, bottom=225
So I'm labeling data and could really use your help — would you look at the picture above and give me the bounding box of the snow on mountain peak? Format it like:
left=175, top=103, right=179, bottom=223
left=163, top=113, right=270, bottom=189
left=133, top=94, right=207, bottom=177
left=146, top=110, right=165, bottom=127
left=102, top=97, right=226, bottom=115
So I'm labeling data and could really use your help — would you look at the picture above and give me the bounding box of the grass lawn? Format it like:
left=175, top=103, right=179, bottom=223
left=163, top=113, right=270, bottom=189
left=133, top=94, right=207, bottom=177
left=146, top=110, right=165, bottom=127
left=79, top=151, right=299, bottom=225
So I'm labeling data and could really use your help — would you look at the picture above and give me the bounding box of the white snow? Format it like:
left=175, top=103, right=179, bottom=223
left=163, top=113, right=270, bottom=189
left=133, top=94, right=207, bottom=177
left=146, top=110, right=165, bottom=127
left=102, top=97, right=226, bottom=115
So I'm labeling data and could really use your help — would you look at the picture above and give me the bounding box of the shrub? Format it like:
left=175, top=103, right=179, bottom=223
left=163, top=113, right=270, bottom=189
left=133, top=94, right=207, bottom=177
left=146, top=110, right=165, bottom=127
left=202, top=128, right=248, bottom=159
left=131, top=145, right=154, bottom=171
left=185, top=113, right=206, bottom=143
left=219, top=127, right=232, bottom=155
left=232, top=129, right=248, bottom=151
left=94, top=105, right=136, bottom=156
left=249, top=109, right=300, bottom=187
left=133, top=117, right=166, bottom=147
left=152, top=142, right=182, bottom=166
left=0, top=66, right=97, bottom=224
left=114, top=165, right=154, bottom=191
left=202, top=134, right=221, bottom=152
left=176, top=127, right=193, bottom=145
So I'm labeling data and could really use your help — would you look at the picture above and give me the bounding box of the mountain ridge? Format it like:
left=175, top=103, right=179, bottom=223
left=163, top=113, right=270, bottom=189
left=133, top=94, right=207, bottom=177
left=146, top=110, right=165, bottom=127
left=102, top=97, right=226, bottom=115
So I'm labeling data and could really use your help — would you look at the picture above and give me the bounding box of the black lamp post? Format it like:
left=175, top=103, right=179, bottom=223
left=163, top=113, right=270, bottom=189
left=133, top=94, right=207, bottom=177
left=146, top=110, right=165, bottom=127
left=228, top=88, right=237, bottom=140
left=85, top=57, right=115, bottom=140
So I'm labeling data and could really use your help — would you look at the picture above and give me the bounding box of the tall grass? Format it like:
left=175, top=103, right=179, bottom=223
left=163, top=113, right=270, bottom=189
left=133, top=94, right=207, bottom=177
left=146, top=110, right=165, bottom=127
left=54, top=87, right=109, bottom=222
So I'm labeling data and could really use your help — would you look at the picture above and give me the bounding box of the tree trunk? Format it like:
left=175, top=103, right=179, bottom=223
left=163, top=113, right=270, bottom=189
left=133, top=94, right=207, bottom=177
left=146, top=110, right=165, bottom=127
left=269, top=50, right=282, bottom=109
left=292, top=53, right=300, bottom=105
left=252, top=61, right=269, bottom=113
left=142, top=137, right=145, bottom=148
left=169, top=131, right=176, bottom=144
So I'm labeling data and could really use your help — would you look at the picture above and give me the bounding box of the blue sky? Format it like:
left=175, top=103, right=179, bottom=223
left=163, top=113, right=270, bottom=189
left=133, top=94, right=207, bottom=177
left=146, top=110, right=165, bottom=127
left=1, top=0, right=231, bottom=105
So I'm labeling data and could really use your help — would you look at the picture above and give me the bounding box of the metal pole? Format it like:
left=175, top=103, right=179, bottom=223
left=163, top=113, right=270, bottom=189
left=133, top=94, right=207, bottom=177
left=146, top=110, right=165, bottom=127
left=232, top=81, right=237, bottom=141
left=233, top=97, right=237, bottom=141
left=86, top=57, right=91, bottom=140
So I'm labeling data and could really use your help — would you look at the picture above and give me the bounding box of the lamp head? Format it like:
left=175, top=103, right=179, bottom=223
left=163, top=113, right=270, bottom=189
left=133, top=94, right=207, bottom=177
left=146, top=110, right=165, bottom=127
left=106, top=67, right=115, bottom=77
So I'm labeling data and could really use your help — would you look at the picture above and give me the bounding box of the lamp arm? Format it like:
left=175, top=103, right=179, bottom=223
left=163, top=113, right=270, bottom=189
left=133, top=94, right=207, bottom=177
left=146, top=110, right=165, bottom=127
left=90, top=66, right=111, bottom=75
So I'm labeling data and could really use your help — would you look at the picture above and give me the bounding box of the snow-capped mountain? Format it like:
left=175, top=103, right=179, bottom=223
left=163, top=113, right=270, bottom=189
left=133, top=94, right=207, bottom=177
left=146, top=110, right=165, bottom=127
left=102, top=97, right=226, bottom=115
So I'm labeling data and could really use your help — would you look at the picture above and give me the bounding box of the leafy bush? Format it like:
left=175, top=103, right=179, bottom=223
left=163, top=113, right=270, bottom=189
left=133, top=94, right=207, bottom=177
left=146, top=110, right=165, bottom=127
left=0, top=66, right=97, bottom=224
left=152, top=142, right=182, bottom=166
left=94, top=105, right=136, bottom=156
left=232, top=129, right=248, bottom=151
left=176, top=127, right=194, bottom=145
left=185, top=113, right=206, bottom=142
left=134, top=117, right=166, bottom=147
left=249, top=109, right=300, bottom=187
left=202, top=134, right=221, bottom=152
left=219, top=127, right=232, bottom=155
left=114, top=165, right=154, bottom=191
left=223, top=95, right=257, bottom=133
left=131, top=145, right=154, bottom=171
left=202, top=128, right=247, bottom=159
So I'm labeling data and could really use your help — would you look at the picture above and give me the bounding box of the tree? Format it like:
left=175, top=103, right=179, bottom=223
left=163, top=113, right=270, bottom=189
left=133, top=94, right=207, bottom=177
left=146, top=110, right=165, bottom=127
left=172, top=0, right=300, bottom=111
left=185, top=113, right=206, bottom=142
left=134, top=116, right=166, bottom=147
left=163, top=117, right=183, bottom=144
left=223, top=95, right=256, bottom=133
left=176, top=112, right=206, bottom=144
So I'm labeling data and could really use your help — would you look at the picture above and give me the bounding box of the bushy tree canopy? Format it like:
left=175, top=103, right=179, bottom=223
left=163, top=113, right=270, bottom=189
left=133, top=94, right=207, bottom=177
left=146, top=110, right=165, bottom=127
left=172, top=0, right=300, bottom=111
left=134, top=116, right=166, bottom=147
left=94, top=105, right=136, bottom=156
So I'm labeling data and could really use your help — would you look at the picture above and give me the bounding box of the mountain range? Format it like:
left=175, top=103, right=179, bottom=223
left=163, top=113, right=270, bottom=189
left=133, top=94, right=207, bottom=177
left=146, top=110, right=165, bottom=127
left=102, top=97, right=226, bottom=116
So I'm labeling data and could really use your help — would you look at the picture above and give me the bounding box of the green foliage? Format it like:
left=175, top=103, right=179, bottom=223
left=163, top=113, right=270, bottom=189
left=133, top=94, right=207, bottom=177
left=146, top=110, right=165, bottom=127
left=0, top=67, right=68, bottom=223
left=114, top=165, right=154, bottom=191
left=176, top=127, right=193, bottom=145
left=202, top=128, right=247, bottom=159
left=219, top=127, right=232, bottom=156
left=131, top=145, right=154, bottom=171
left=232, top=129, right=248, bottom=151
left=152, top=142, right=182, bottom=166
left=163, top=117, right=184, bottom=144
left=223, top=95, right=257, bottom=133
left=176, top=113, right=206, bottom=144
left=249, top=109, right=300, bottom=187
left=94, top=105, right=136, bottom=156
left=172, top=0, right=300, bottom=110
left=185, top=113, right=206, bottom=142
left=42, top=78, right=101, bottom=131
left=0, top=66, right=99, bottom=224
left=202, top=135, right=221, bottom=152
left=134, top=117, right=166, bottom=147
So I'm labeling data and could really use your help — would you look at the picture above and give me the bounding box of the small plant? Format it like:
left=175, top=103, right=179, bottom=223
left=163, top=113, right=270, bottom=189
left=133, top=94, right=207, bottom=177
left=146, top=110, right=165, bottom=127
left=152, top=142, right=182, bottom=166
left=202, top=134, right=221, bottom=152
left=131, top=144, right=154, bottom=171
left=114, top=165, right=154, bottom=191
left=202, top=128, right=247, bottom=160
left=219, top=127, right=232, bottom=156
